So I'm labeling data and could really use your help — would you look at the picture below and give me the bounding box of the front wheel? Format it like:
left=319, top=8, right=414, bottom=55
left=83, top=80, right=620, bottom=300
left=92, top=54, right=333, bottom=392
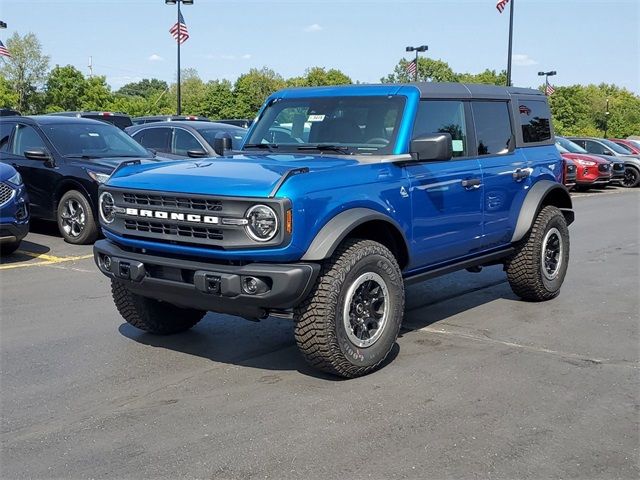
left=621, top=166, right=640, bottom=188
left=506, top=205, right=570, bottom=301
left=57, top=190, right=99, bottom=244
left=294, top=239, right=405, bottom=378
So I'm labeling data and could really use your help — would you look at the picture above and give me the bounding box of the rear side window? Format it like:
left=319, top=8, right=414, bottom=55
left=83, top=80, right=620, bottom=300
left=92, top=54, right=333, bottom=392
left=519, top=100, right=551, bottom=143
left=583, top=140, right=608, bottom=155
left=134, top=127, right=171, bottom=152
left=471, top=101, right=513, bottom=155
left=0, top=122, right=16, bottom=152
left=412, top=100, right=468, bottom=157
left=172, top=128, right=203, bottom=156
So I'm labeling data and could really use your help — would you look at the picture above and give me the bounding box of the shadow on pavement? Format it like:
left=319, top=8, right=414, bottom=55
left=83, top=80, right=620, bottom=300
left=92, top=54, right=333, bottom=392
left=29, top=219, right=63, bottom=238
left=0, top=239, right=51, bottom=264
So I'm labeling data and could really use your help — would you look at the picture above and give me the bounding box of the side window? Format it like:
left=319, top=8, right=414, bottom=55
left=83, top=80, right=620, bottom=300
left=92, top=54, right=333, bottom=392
left=173, top=129, right=204, bottom=156
left=471, top=101, right=513, bottom=155
left=0, top=122, right=17, bottom=152
left=12, top=124, right=47, bottom=157
left=584, top=140, right=607, bottom=155
left=519, top=100, right=552, bottom=143
left=412, top=100, right=468, bottom=157
left=134, top=128, right=170, bottom=152
left=571, top=139, right=586, bottom=149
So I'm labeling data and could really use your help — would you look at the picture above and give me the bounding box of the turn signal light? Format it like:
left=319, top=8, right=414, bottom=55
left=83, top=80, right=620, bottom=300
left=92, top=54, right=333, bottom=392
left=285, top=209, right=292, bottom=234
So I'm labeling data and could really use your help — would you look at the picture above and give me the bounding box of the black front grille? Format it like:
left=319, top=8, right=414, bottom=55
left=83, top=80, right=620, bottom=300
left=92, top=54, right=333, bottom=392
left=598, top=163, right=611, bottom=172
left=0, top=182, right=14, bottom=206
left=124, top=220, right=224, bottom=240
left=123, top=193, right=223, bottom=212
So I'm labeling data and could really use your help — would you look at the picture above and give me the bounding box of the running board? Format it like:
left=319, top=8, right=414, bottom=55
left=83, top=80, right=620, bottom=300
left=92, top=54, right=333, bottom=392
left=404, top=248, right=514, bottom=285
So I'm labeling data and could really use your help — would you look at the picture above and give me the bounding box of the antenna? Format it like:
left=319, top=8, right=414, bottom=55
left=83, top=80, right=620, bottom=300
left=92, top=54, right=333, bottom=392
left=88, top=56, right=93, bottom=78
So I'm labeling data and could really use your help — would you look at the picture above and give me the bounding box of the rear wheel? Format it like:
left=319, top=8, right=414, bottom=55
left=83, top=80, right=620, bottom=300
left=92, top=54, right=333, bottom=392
left=111, top=280, right=205, bottom=334
left=506, top=205, right=570, bottom=301
left=621, top=166, right=640, bottom=188
left=294, top=239, right=404, bottom=378
left=57, top=190, right=99, bottom=244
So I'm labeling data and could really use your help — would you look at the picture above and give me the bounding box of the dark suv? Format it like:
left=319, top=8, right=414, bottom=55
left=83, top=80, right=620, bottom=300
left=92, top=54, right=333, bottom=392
left=132, top=115, right=210, bottom=125
left=0, top=116, right=167, bottom=244
left=48, top=111, right=133, bottom=130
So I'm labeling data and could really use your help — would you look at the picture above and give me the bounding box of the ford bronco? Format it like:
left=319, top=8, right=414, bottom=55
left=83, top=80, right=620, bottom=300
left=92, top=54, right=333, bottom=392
left=94, top=83, right=574, bottom=378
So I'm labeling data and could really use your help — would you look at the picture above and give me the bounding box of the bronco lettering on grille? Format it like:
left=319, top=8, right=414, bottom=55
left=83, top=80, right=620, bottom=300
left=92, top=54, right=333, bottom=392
left=124, top=208, right=219, bottom=224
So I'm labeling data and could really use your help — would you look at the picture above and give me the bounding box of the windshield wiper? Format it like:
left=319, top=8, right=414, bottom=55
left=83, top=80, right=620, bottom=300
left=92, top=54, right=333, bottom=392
left=295, top=145, right=353, bottom=154
left=243, top=143, right=279, bottom=152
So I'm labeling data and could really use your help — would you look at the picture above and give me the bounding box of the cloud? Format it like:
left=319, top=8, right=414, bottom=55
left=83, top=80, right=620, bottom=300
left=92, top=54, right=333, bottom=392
left=241, top=54, right=252, bottom=60
left=304, top=23, right=323, bottom=33
left=148, top=54, right=164, bottom=62
left=220, top=54, right=236, bottom=60
left=512, top=53, right=538, bottom=67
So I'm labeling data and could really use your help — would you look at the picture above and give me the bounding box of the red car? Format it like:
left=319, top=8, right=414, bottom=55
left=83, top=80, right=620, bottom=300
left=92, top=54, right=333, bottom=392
left=556, top=138, right=612, bottom=190
left=609, top=138, right=640, bottom=155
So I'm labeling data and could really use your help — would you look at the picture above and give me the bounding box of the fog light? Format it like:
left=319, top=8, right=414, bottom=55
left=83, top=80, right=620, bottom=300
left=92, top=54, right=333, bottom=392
left=102, top=255, right=112, bottom=271
left=241, top=276, right=269, bottom=295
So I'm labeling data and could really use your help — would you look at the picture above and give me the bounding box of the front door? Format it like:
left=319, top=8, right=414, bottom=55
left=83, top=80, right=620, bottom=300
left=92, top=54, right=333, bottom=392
left=406, top=99, right=483, bottom=268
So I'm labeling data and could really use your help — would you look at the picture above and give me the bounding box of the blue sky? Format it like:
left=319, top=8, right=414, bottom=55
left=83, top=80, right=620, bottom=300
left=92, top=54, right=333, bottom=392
left=2, top=0, right=638, bottom=93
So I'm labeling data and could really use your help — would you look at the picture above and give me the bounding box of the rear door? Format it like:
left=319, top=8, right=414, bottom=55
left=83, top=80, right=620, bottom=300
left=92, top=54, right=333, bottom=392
left=406, top=99, right=483, bottom=267
left=132, top=127, right=172, bottom=154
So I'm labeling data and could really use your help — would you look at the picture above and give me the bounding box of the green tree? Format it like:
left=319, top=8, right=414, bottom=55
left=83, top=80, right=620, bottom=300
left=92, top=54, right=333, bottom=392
left=0, top=76, right=19, bottom=108
left=457, top=69, right=507, bottom=86
left=288, top=67, right=352, bottom=87
left=117, top=78, right=168, bottom=99
left=381, top=57, right=457, bottom=83
left=80, top=76, right=113, bottom=111
left=45, top=65, right=86, bottom=111
left=0, top=32, right=50, bottom=113
left=233, top=67, right=286, bottom=118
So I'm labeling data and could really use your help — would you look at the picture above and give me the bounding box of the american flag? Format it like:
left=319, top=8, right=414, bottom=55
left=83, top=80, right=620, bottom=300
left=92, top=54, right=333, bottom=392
left=406, top=59, right=417, bottom=78
left=546, top=83, right=556, bottom=96
left=0, top=40, right=11, bottom=58
left=496, top=0, right=510, bottom=13
left=170, top=11, right=190, bottom=44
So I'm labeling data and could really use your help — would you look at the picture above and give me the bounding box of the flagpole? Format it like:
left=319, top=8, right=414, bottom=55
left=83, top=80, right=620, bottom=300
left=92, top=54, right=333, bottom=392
left=176, top=0, right=181, bottom=115
left=506, top=0, right=514, bottom=86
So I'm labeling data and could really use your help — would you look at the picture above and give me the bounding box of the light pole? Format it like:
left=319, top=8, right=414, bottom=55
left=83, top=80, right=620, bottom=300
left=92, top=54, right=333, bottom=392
left=165, top=0, right=193, bottom=115
left=405, top=45, right=428, bottom=82
left=604, top=98, right=610, bottom=138
left=538, top=70, right=557, bottom=96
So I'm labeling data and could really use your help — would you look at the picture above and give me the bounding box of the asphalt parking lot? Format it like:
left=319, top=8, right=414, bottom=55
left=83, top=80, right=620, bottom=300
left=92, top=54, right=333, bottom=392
left=1, top=187, right=638, bottom=480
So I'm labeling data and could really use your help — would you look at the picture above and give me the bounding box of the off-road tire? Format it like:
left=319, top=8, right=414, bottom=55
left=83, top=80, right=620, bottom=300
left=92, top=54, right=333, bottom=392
left=621, top=166, right=640, bottom=188
left=0, top=241, right=21, bottom=256
left=506, top=205, right=570, bottom=301
left=57, top=190, right=99, bottom=245
left=294, top=239, right=405, bottom=378
left=111, top=280, right=205, bottom=334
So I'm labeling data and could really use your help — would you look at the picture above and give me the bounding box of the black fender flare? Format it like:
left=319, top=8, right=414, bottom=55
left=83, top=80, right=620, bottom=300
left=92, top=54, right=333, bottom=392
left=301, top=208, right=409, bottom=261
left=511, top=180, right=574, bottom=243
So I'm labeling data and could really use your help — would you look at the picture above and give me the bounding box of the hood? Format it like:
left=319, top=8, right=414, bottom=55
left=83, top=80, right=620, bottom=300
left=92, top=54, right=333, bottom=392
left=106, top=153, right=360, bottom=197
left=561, top=152, right=609, bottom=164
left=0, top=162, right=19, bottom=182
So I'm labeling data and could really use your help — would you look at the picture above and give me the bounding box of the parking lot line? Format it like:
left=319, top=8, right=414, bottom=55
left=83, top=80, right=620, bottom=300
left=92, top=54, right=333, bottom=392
left=0, top=253, right=94, bottom=270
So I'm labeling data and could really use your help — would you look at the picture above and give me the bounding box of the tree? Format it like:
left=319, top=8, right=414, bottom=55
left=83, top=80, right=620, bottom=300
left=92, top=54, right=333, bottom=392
left=0, top=76, right=19, bottom=108
left=233, top=67, right=286, bottom=118
left=457, top=69, right=507, bottom=86
left=288, top=67, right=352, bottom=87
left=381, top=57, right=457, bottom=83
left=0, top=32, right=50, bottom=113
left=81, top=76, right=112, bottom=111
left=116, top=78, right=168, bottom=99
left=45, top=65, right=86, bottom=112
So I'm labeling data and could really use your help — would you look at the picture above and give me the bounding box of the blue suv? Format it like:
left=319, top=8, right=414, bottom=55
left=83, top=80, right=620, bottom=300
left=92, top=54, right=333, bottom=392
left=94, top=83, right=574, bottom=378
left=0, top=163, right=29, bottom=255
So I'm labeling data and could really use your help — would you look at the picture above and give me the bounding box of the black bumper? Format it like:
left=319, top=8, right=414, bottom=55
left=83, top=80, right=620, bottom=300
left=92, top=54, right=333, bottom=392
left=93, top=239, right=320, bottom=319
left=0, top=222, right=29, bottom=245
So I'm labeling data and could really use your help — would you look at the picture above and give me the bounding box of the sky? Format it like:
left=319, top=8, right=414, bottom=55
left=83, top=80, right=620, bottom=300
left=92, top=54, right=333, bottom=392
left=1, top=0, right=638, bottom=93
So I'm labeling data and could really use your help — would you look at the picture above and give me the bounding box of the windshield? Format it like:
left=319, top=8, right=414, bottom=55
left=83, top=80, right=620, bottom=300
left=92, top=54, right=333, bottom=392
left=244, top=95, right=406, bottom=154
left=42, top=123, right=152, bottom=158
left=601, top=138, right=632, bottom=154
left=556, top=136, right=588, bottom=154
left=200, top=127, right=247, bottom=150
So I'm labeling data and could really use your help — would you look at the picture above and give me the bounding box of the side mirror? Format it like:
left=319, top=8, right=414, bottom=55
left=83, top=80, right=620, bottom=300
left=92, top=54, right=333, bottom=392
left=213, top=134, right=233, bottom=156
left=409, top=133, right=453, bottom=162
left=603, top=150, right=613, bottom=156
left=24, top=149, right=51, bottom=161
left=187, top=149, right=209, bottom=158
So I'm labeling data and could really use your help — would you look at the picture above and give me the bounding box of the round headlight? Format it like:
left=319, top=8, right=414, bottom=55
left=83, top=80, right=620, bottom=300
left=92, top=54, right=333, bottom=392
left=245, top=204, right=278, bottom=242
left=99, top=192, right=116, bottom=224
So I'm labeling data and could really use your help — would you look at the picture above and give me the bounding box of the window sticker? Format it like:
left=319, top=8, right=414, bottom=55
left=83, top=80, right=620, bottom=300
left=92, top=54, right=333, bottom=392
left=307, top=114, right=325, bottom=122
left=452, top=139, right=464, bottom=152
left=88, top=132, right=100, bottom=137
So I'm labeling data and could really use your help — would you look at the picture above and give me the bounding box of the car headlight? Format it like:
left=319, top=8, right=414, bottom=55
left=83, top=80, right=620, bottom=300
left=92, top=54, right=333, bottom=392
left=88, top=170, right=111, bottom=184
left=99, top=191, right=116, bottom=224
left=575, top=159, right=596, bottom=167
left=245, top=204, right=278, bottom=242
left=7, top=171, right=22, bottom=186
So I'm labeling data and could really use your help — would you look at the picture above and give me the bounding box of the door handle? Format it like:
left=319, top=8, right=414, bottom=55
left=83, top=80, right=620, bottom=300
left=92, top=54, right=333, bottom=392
left=513, top=168, right=532, bottom=182
left=461, top=178, right=482, bottom=190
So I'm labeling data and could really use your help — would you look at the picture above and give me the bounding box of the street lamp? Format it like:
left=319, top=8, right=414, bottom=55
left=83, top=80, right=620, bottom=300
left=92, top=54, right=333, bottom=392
left=604, top=98, right=610, bottom=138
left=538, top=70, right=557, bottom=96
left=166, top=0, right=193, bottom=115
left=0, top=21, right=7, bottom=29
left=406, top=45, right=428, bottom=82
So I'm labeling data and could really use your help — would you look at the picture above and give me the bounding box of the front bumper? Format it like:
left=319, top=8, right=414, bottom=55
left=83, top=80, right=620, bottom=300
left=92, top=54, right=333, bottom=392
left=94, top=239, right=320, bottom=319
left=0, top=222, right=29, bottom=245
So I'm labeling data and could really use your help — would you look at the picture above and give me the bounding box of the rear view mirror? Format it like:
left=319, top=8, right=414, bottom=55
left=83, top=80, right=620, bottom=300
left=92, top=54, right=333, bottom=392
left=23, top=149, right=51, bottom=161
left=409, top=133, right=453, bottom=162
left=213, top=134, right=233, bottom=156
left=187, top=149, right=208, bottom=158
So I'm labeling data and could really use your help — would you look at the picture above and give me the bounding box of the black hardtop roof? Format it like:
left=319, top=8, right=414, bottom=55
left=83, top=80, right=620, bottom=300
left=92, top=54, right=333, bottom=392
left=0, top=115, right=113, bottom=126
left=48, top=111, right=131, bottom=117
left=412, top=82, right=543, bottom=99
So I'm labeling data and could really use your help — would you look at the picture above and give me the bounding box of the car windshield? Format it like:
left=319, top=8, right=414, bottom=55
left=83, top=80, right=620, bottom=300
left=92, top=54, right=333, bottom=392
left=556, top=144, right=569, bottom=153
left=199, top=127, right=247, bottom=150
left=556, top=137, right=588, bottom=154
left=42, top=122, right=152, bottom=158
left=601, top=138, right=632, bottom=154
left=244, top=95, right=406, bottom=154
